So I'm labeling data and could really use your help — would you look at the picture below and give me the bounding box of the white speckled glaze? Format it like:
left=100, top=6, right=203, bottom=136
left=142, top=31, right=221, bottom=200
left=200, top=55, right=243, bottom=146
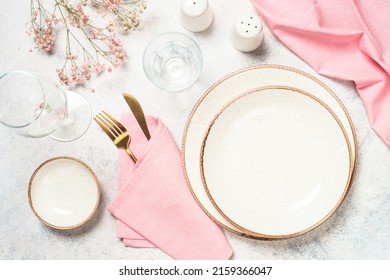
left=182, top=65, right=357, bottom=237
left=28, top=157, right=100, bottom=229
left=201, top=87, right=352, bottom=237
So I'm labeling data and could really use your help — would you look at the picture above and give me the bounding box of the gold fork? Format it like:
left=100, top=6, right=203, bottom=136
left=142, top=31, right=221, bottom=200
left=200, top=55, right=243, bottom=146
left=94, top=111, right=137, bottom=163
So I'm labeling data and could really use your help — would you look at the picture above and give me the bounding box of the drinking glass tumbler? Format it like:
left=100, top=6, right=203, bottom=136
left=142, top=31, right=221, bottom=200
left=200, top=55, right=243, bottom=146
left=143, top=32, right=203, bottom=92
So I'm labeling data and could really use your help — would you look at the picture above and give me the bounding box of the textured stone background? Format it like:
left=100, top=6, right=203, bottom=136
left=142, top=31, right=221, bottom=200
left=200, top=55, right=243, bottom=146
left=0, top=0, right=389, bottom=259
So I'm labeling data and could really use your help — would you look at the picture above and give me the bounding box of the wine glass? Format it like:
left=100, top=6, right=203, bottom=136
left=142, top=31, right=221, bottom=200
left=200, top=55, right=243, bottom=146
left=0, top=70, right=91, bottom=141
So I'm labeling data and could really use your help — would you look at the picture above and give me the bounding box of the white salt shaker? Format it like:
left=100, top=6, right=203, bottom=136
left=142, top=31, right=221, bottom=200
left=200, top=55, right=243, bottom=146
left=230, top=14, right=264, bottom=52
left=180, top=0, right=214, bottom=33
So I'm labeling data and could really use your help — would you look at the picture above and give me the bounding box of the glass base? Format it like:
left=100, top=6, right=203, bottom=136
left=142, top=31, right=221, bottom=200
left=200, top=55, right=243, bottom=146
left=50, top=91, right=92, bottom=142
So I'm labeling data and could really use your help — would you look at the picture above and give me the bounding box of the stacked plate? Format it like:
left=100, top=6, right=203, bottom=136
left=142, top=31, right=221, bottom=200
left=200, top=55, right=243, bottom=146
left=182, top=65, right=356, bottom=239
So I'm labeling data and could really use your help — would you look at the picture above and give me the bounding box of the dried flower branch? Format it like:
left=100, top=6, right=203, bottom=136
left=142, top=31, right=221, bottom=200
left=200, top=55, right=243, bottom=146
left=92, top=0, right=147, bottom=32
left=28, top=0, right=147, bottom=86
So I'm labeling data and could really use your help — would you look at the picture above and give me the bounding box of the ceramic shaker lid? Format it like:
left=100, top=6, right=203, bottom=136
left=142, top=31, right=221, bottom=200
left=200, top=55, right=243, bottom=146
left=180, top=0, right=214, bottom=32
left=230, top=14, right=264, bottom=52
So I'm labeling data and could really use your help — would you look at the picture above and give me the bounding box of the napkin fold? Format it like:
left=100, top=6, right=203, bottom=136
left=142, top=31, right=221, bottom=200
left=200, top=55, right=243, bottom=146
left=116, top=119, right=155, bottom=248
left=109, top=114, right=233, bottom=260
left=251, top=0, right=390, bottom=146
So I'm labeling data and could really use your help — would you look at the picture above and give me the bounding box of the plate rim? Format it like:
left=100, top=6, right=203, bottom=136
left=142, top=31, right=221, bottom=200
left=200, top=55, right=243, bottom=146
left=199, top=85, right=353, bottom=239
left=181, top=64, right=358, bottom=239
left=28, top=156, right=101, bottom=230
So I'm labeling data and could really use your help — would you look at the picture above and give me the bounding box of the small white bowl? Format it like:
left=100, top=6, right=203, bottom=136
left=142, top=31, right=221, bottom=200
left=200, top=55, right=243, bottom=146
left=28, top=157, right=100, bottom=230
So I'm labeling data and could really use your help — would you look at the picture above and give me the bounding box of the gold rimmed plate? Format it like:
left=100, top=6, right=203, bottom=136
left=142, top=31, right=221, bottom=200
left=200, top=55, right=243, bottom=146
left=28, top=156, right=100, bottom=230
left=182, top=65, right=357, bottom=238
left=200, top=86, right=352, bottom=238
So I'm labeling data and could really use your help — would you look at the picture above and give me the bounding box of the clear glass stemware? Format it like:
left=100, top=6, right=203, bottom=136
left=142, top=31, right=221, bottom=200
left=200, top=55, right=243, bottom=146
left=0, top=70, right=91, bottom=141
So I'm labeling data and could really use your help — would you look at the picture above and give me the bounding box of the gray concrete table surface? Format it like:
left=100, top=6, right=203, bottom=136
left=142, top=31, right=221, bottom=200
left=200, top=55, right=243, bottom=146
left=0, top=0, right=389, bottom=260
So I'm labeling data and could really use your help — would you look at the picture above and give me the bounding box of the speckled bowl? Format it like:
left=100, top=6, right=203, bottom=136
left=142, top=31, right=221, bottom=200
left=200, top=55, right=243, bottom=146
left=28, top=156, right=100, bottom=230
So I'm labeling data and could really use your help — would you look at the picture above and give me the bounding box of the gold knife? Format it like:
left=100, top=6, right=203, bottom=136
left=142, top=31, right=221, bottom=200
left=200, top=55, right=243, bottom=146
left=123, top=93, right=151, bottom=140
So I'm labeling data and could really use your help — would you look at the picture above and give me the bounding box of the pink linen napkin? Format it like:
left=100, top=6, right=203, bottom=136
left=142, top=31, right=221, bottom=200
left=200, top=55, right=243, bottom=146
left=251, top=0, right=390, bottom=146
left=108, top=113, right=233, bottom=260
left=116, top=117, right=155, bottom=248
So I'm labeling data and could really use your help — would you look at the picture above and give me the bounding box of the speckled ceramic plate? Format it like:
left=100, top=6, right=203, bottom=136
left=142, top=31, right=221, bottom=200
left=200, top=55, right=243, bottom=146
left=28, top=157, right=100, bottom=230
left=200, top=86, right=352, bottom=238
left=182, top=65, right=357, bottom=238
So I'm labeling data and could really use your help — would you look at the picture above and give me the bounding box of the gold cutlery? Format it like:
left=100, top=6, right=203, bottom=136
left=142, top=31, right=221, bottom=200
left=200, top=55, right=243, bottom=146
left=123, top=93, right=151, bottom=141
left=94, top=111, right=137, bottom=163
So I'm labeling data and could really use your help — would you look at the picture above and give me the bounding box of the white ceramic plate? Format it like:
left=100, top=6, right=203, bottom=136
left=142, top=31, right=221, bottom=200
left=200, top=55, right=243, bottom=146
left=182, top=65, right=357, bottom=238
left=200, top=86, right=352, bottom=237
left=28, top=157, right=100, bottom=230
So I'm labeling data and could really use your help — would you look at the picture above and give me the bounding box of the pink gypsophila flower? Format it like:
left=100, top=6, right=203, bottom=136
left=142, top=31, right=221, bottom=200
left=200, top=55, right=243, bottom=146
left=34, top=27, right=56, bottom=53
left=102, top=0, right=124, bottom=11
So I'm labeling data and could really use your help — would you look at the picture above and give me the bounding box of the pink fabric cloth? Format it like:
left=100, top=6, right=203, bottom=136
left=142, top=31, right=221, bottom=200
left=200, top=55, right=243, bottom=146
left=251, top=0, right=390, bottom=146
left=109, top=114, right=233, bottom=260
left=116, top=118, right=155, bottom=248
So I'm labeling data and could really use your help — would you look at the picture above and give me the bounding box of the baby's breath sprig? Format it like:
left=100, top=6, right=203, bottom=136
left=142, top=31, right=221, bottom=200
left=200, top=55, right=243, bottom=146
left=28, top=0, right=147, bottom=85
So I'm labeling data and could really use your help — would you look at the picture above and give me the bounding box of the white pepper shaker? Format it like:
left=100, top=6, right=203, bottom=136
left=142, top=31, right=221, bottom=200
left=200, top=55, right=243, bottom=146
left=180, top=0, right=213, bottom=33
left=230, top=14, right=264, bottom=52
